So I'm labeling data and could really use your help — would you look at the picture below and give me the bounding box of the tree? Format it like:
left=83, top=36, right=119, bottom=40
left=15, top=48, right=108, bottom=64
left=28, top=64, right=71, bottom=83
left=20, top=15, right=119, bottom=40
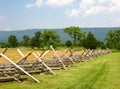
left=28, top=31, right=42, bottom=49
left=8, top=35, right=18, bottom=47
left=64, top=26, right=85, bottom=47
left=0, top=42, right=7, bottom=48
left=105, top=29, right=120, bottom=50
left=65, top=40, right=72, bottom=47
left=80, top=32, right=87, bottom=47
left=32, top=31, right=41, bottom=48
left=85, top=32, right=98, bottom=49
left=97, top=41, right=106, bottom=49
left=41, top=30, right=61, bottom=47
left=22, top=35, right=30, bottom=47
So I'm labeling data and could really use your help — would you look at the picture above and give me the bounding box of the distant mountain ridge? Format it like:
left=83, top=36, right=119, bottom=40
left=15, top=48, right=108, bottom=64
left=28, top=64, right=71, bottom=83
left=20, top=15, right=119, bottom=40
left=0, top=27, right=120, bottom=43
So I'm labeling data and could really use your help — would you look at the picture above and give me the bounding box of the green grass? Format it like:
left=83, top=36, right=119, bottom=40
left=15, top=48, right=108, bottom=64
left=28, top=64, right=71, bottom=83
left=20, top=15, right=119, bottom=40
left=0, top=53, right=120, bottom=89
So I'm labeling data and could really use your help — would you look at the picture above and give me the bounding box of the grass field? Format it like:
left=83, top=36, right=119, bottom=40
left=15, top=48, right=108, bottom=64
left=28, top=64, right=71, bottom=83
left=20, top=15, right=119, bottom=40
left=0, top=52, right=120, bottom=89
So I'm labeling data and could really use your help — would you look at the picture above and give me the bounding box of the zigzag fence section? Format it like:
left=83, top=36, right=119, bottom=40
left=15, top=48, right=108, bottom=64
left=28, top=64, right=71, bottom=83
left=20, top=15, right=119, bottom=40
left=0, top=46, right=112, bottom=83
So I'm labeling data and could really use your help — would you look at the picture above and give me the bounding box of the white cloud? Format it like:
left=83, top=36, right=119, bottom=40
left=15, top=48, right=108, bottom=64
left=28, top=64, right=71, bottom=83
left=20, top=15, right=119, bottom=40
left=84, top=6, right=106, bottom=16
left=66, top=9, right=80, bottom=17
left=26, top=0, right=120, bottom=17
left=46, top=0, right=73, bottom=7
left=26, top=0, right=73, bottom=8
left=0, top=16, right=5, bottom=22
left=66, top=0, right=120, bottom=17
left=26, top=0, right=43, bottom=8
left=79, top=0, right=95, bottom=10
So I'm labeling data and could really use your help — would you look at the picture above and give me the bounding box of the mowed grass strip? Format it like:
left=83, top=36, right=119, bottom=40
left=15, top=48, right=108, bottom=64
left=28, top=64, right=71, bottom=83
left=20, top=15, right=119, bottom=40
left=0, top=53, right=120, bottom=89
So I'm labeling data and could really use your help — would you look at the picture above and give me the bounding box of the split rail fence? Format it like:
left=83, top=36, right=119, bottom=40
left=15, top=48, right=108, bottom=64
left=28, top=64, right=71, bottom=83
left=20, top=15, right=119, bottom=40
left=0, top=46, right=112, bottom=83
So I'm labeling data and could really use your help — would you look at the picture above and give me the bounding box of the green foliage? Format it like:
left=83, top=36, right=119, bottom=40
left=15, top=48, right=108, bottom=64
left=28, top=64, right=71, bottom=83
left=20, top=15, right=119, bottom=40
left=0, top=42, right=7, bottom=48
left=41, top=30, right=61, bottom=48
left=30, top=31, right=42, bottom=48
left=105, top=29, right=120, bottom=50
left=64, top=26, right=85, bottom=47
left=21, top=30, right=61, bottom=49
left=80, top=33, right=87, bottom=47
left=65, top=40, right=72, bottom=47
left=8, top=35, right=18, bottom=47
left=22, top=35, right=30, bottom=47
left=97, top=41, right=106, bottom=49
left=4, top=27, right=119, bottom=50
left=85, top=31, right=98, bottom=49
left=22, top=31, right=42, bottom=49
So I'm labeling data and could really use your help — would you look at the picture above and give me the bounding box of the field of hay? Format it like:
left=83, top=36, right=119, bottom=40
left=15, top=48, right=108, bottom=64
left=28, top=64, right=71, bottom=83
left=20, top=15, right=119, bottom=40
left=0, top=49, right=55, bottom=63
left=0, top=48, right=81, bottom=63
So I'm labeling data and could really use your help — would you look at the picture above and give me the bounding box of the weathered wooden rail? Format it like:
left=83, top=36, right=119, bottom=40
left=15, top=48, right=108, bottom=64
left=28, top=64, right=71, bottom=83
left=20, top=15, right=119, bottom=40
left=0, top=46, right=112, bottom=82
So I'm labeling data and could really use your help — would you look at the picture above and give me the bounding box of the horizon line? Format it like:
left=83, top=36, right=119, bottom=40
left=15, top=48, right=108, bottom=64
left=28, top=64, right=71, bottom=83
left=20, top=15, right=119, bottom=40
left=0, top=26, right=120, bottom=31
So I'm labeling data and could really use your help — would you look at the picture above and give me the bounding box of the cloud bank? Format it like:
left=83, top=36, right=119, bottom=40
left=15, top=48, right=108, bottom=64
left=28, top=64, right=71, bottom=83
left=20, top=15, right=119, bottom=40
left=26, top=0, right=43, bottom=8
left=26, top=0, right=120, bottom=17
left=66, top=0, right=120, bottom=17
left=46, top=0, right=73, bottom=7
left=26, top=0, right=73, bottom=8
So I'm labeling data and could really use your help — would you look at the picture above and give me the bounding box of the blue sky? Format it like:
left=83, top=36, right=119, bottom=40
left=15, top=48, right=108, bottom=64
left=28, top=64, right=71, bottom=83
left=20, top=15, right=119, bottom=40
left=0, top=0, right=120, bottom=31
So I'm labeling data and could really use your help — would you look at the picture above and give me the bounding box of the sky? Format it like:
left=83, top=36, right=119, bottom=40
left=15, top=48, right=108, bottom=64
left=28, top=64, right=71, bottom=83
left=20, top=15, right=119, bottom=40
left=0, top=0, right=120, bottom=31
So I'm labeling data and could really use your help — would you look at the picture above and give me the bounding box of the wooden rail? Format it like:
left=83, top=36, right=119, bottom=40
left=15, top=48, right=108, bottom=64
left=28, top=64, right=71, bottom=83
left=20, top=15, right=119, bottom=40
left=0, top=47, right=112, bottom=83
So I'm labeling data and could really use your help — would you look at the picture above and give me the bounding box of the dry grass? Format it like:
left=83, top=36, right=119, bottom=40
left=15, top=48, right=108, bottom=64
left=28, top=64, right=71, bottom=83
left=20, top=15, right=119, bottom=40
left=0, top=50, right=53, bottom=63
left=0, top=49, right=82, bottom=63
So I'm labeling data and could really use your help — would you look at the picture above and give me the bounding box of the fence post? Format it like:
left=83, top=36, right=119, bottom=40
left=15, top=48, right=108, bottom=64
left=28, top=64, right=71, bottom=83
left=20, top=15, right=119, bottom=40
left=50, top=45, right=67, bottom=70
left=0, top=53, right=40, bottom=83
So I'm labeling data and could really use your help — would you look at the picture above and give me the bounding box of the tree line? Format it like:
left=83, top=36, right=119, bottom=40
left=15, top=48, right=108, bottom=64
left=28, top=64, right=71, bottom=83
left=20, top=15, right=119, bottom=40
left=0, top=26, right=120, bottom=50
